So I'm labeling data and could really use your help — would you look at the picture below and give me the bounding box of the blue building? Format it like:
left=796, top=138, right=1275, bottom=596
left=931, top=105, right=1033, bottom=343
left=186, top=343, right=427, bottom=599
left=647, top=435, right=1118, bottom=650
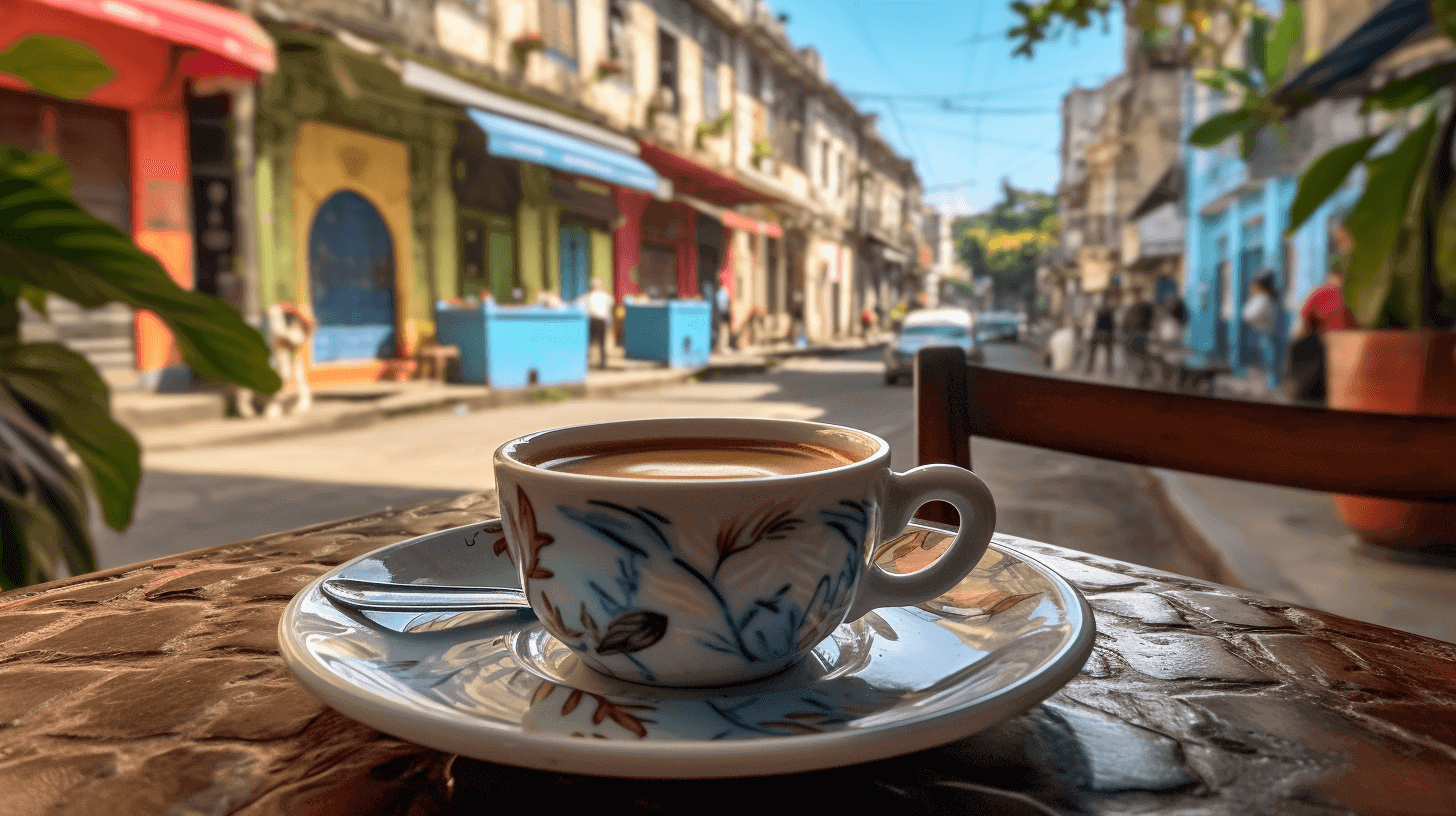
left=1181, top=72, right=1366, bottom=388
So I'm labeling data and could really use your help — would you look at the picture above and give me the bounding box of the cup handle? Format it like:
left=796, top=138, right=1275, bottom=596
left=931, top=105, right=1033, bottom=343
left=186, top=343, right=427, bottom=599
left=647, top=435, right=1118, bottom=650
left=844, top=464, right=997, bottom=621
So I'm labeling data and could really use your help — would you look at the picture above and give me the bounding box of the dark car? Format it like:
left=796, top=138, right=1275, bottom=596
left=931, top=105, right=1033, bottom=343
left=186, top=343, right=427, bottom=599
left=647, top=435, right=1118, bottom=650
left=884, top=309, right=984, bottom=385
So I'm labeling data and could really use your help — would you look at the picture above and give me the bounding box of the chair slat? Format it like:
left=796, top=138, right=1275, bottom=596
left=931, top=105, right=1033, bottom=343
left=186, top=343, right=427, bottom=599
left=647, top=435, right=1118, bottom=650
left=914, top=352, right=1456, bottom=503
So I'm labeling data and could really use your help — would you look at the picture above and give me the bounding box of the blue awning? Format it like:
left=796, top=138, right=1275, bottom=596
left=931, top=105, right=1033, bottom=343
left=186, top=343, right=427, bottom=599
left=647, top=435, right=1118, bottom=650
left=467, top=108, right=662, bottom=194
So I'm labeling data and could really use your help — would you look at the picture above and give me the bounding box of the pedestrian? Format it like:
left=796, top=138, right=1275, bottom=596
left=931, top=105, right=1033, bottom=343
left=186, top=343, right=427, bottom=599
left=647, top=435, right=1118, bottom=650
left=860, top=306, right=875, bottom=337
left=1242, top=271, right=1281, bottom=391
left=713, top=283, right=730, bottom=350
left=1153, top=295, right=1188, bottom=387
left=578, top=277, right=613, bottom=370
left=1045, top=319, right=1078, bottom=372
left=1121, top=288, right=1155, bottom=384
left=1085, top=291, right=1118, bottom=377
left=1289, top=230, right=1358, bottom=402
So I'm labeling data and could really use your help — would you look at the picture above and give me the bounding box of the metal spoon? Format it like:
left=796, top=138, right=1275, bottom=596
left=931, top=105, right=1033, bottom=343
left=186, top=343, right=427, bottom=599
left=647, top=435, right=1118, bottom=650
left=321, top=578, right=532, bottom=613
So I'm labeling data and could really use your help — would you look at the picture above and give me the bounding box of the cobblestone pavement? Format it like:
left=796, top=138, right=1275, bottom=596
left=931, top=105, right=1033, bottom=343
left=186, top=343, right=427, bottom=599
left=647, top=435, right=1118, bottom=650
left=96, top=346, right=1224, bottom=584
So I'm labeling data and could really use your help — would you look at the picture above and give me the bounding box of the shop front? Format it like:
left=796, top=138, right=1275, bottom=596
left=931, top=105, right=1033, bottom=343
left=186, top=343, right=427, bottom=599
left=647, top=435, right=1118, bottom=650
left=1, top=0, right=275, bottom=389
left=256, top=27, right=458, bottom=385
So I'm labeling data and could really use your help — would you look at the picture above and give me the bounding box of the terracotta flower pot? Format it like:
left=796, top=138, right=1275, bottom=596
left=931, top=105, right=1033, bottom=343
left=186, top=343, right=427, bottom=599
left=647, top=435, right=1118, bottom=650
left=1325, top=330, right=1456, bottom=552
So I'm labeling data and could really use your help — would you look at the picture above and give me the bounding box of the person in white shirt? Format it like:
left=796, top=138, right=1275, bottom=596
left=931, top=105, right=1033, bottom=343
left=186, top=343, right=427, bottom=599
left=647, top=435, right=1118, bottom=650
left=581, top=278, right=613, bottom=369
left=1045, top=320, right=1078, bottom=372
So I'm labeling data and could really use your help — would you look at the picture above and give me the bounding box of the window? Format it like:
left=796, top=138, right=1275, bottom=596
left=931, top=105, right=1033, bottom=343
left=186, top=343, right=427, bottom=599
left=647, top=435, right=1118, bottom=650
left=607, top=0, right=628, bottom=61
left=657, top=28, right=679, bottom=112
left=838, top=153, right=846, bottom=194
left=542, top=0, right=577, bottom=64
left=749, top=60, right=762, bottom=100
left=821, top=140, right=830, bottom=188
left=702, top=39, right=720, bottom=121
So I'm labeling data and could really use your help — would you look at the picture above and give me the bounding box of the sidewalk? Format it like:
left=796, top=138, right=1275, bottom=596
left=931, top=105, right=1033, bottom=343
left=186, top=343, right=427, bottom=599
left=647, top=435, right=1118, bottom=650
left=121, top=337, right=885, bottom=453
left=1023, top=328, right=1456, bottom=644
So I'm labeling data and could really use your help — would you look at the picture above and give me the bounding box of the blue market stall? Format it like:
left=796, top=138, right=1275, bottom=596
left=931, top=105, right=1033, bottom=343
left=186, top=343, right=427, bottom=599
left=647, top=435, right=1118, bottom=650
left=434, top=301, right=588, bottom=387
left=622, top=300, right=711, bottom=368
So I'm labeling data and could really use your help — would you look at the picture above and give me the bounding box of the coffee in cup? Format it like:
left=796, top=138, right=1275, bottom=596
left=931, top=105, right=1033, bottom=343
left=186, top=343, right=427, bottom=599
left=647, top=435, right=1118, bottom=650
left=494, top=417, right=995, bottom=687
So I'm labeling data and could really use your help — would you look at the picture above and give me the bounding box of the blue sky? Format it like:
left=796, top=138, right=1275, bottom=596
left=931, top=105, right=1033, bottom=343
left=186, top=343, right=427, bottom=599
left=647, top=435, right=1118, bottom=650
left=772, top=0, right=1127, bottom=216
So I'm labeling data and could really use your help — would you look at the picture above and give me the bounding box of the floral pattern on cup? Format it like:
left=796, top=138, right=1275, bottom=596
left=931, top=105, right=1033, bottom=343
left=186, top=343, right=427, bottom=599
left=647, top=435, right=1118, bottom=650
left=508, top=487, right=871, bottom=685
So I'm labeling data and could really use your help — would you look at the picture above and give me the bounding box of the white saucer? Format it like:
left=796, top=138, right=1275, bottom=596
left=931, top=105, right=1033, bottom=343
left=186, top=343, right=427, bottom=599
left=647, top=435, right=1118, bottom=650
left=279, top=519, right=1094, bottom=778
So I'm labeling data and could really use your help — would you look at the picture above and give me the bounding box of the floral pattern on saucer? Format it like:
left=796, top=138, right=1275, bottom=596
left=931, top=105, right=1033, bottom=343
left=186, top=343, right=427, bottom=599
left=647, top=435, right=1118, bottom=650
left=280, top=519, right=1093, bottom=777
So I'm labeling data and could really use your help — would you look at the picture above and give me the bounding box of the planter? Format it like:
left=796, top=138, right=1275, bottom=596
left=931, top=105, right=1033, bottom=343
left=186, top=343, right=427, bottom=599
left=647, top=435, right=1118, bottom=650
left=1325, top=329, right=1456, bottom=553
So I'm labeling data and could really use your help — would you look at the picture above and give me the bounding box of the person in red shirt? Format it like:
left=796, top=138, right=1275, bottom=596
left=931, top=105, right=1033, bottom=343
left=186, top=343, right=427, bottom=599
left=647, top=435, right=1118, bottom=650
left=1300, top=225, right=1358, bottom=335
left=1299, top=270, right=1357, bottom=335
left=1289, top=226, right=1358, bottom=403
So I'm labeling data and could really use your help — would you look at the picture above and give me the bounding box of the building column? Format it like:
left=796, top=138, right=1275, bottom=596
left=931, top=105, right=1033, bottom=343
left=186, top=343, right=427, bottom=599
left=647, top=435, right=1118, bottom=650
left=674, top=202, right=698, bottom=299
left=130, top=105, right=193, bottom=389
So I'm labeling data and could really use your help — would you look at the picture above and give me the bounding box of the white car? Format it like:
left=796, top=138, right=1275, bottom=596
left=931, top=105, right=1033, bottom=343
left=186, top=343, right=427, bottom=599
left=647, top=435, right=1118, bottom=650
left=883, top=308, right=985, bottom=386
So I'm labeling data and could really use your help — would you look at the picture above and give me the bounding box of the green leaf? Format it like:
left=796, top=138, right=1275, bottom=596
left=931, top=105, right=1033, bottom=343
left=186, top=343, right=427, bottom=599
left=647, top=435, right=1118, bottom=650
left=0, top=148, right=72, bottom=195
left=1196, top=69, right=1230, bottom=94
left=1249, top=16, right=1270, bottom=79
left=1188, top=108, right=1264, bottom=147
left=1363, top=63, right=1456, bottom=111
left=1288, top=135, right=1380, bottom=232
left=1265, top=5, right=1303, bottom=86
left=0, top=171, right=282, bottom=393
left=1433, top=184, right=1456, bottom=300
left=0, top=341, right=139, bottom=531
left=0, top=388, right=95, bottom=589
left=1433, top=0, right=1456, bottom=43
left=1222, top=68, right=1261, bottom=94
left=1344, top=114, right=1439, bottom=327
left=0, top=36, right=115, bottom=100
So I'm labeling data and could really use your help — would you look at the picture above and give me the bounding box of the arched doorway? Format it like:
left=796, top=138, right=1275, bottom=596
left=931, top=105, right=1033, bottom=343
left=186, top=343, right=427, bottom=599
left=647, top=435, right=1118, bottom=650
left=308, top=190, right=397, bottom=363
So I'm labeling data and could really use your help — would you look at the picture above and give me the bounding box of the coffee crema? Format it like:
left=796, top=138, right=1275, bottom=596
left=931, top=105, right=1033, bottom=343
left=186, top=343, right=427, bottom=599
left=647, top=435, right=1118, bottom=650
left=527, top=437, right=859, bottom=479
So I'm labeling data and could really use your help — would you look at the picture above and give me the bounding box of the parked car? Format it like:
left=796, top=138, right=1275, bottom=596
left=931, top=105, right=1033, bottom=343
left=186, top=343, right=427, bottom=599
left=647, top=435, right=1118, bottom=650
left=974, top=311, right=1022, bottom=344
left=883, top=308, right=984, bottom=386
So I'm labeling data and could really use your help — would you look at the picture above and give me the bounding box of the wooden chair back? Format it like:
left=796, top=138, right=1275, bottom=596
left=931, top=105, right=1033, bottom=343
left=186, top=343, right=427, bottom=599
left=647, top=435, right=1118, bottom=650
left=912, top=347, right=1456, bottom=523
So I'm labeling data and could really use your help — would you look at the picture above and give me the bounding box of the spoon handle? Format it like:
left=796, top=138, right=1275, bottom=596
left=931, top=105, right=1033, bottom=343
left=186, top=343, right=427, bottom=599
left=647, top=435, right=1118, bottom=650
left=322, top=578, right=532, bottom=612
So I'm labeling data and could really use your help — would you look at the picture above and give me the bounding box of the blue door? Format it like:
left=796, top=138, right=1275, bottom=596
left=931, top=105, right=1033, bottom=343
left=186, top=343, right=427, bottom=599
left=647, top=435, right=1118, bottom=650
left=559, top=225, right=590, bottom=302
left=308, top=191, right=397, bottom=363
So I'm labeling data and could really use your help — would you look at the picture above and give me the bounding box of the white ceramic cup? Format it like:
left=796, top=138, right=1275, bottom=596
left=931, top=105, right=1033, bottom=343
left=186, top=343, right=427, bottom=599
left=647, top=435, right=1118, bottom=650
left=494, top=417, right=996, bottom=687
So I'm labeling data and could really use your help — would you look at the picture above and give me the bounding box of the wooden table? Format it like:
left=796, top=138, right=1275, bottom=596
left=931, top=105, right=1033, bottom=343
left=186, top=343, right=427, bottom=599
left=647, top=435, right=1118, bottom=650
left=2, top=492, right=1453, bottom=815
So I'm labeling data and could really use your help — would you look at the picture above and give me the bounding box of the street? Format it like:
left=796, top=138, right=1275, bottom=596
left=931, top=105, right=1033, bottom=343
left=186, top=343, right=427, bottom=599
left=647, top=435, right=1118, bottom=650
left=98, top=344, right=1221, bottom=582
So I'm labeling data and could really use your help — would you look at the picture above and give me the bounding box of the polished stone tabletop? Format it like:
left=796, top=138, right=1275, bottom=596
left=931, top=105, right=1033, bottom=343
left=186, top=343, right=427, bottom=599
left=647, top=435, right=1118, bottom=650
left=1, top=491, right=1453, bottom=815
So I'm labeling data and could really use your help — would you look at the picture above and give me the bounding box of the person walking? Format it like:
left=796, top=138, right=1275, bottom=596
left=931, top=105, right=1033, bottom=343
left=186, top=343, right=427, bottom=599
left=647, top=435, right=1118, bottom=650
left=1085, top=291, right=1119, bottom=377
left=1242, top=271, right=1281, bottom=391
left=1289, top=239, right=1358, bottom=402
left=1121, top=288, right=1155, bottom=384
left=580, top=277, right=613, bottom=370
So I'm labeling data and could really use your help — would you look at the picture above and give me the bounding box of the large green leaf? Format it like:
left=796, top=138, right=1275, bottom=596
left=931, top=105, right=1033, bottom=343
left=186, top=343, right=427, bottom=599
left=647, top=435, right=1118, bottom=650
left=0, top=36, right=115, bottom=100
left=1344, top=114, right=1439, bottom=327
left=1435, top=184, right=1456, bottom=301
left=0, top=170, right=281, bottom=393
left=1265, top=5, right=1303, bottom=86
left=1188, top=108, right=1264, bottom=148
left=0, top=148, right=72, bottom=195
left=0, top=389, right=94, bottom=589
left=1248, top=15, right=1270, bottom=80
left=1433, top=0, right=1456, bottom=43
left=1364, top=63, right=1456, bottom=111
left=0, top=341, right=139, bottom=531
left=1288, top=135, right=1380, bottom=232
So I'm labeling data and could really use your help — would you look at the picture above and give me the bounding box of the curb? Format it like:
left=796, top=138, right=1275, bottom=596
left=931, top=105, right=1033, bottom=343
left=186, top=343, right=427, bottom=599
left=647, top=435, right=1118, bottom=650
left=136, top=343, right=882, bottom=453
left=1144, top=468, right=1323, bottom=606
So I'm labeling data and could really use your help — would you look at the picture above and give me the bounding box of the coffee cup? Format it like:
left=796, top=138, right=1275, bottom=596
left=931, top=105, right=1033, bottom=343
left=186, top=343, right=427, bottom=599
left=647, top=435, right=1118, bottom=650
left=493, top=417, right=996, bottom=687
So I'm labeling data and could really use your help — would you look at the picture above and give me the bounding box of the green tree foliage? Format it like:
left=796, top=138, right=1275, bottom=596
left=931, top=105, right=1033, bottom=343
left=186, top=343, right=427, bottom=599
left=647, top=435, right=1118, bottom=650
left=954, top=180, right=1058, bottom=299
left=0, top=37, right=280, bottom=589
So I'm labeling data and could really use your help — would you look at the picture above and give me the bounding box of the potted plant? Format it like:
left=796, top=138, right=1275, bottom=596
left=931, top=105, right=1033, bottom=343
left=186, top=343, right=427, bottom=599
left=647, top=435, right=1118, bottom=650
left=0, top=36, right=279, bottom=587
left=1010, top=0, right=1456, bottom=553
left=595, top=57, right=624, bottom=80
left=694, top=111, right=733, bottom=149
left=511, top=32, right=544, bottom=70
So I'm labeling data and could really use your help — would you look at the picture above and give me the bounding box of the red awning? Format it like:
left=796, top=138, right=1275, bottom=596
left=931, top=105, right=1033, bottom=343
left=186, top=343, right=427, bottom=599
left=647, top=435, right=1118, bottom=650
left=637, top=141, right=778, bottom=207
left=30, top=0, right=276, bottom=75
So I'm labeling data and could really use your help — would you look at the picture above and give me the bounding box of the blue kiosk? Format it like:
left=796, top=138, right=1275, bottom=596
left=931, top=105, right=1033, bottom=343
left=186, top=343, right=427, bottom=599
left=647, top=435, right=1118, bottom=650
left=433, top=301, right=589, bottom=388
left=622, top=300, right=711, bottom=368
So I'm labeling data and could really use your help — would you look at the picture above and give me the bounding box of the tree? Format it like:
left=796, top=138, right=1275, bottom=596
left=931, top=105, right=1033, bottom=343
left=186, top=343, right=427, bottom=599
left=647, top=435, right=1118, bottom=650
left=955, top=180, right=1059, bottom=303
